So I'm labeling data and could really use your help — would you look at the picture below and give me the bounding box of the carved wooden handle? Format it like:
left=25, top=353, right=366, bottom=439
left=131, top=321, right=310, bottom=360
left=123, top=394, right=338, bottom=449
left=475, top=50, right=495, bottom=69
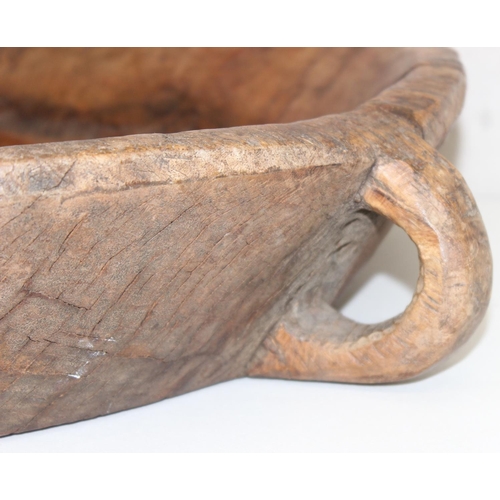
left=248, top=153, right=492, bottom=383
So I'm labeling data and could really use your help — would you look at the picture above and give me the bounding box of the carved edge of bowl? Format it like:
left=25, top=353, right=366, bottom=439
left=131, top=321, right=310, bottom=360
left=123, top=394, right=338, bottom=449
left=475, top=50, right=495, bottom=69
left=0, top=48, right=464, bottom=200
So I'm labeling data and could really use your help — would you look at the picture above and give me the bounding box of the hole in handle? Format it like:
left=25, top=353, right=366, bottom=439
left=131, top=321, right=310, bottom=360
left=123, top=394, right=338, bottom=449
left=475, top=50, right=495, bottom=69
left=333, top=223, right=419, bottom=325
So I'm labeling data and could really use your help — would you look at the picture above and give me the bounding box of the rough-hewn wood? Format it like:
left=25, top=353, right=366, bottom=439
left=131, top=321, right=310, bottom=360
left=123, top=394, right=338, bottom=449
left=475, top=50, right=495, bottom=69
left=0, top=48, right=492, bottom=436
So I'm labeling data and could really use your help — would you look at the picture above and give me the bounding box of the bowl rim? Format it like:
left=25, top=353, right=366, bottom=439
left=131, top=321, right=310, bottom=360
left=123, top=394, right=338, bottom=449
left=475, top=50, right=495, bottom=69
left=0, top=47, right=465, bottom=200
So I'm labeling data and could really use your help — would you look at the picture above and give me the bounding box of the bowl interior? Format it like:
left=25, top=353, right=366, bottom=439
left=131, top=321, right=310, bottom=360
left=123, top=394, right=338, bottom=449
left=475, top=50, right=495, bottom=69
left=0, top=48, right=414, bottom=147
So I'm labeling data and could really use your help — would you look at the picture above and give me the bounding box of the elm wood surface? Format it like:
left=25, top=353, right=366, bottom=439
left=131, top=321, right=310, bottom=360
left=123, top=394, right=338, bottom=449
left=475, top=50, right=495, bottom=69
left=0, top=48, right=492, bottom=436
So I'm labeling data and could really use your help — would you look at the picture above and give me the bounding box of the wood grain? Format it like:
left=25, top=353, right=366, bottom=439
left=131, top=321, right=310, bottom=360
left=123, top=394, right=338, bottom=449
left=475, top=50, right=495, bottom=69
left=0, top=48, right=492, bottom=436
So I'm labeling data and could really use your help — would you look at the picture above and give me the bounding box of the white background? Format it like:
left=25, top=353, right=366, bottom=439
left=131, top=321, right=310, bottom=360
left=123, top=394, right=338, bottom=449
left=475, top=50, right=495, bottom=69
left=1, top=47, right=499, bottom=452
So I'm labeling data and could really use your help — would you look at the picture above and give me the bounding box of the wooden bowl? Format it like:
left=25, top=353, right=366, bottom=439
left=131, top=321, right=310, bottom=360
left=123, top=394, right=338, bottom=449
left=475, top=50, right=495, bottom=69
left=0, top=48, right=492, bottom=436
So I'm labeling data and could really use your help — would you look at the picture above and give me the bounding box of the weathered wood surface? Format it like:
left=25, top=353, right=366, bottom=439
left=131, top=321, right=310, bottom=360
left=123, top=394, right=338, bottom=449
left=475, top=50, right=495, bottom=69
left=0, top=48, right=492, bottom=436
